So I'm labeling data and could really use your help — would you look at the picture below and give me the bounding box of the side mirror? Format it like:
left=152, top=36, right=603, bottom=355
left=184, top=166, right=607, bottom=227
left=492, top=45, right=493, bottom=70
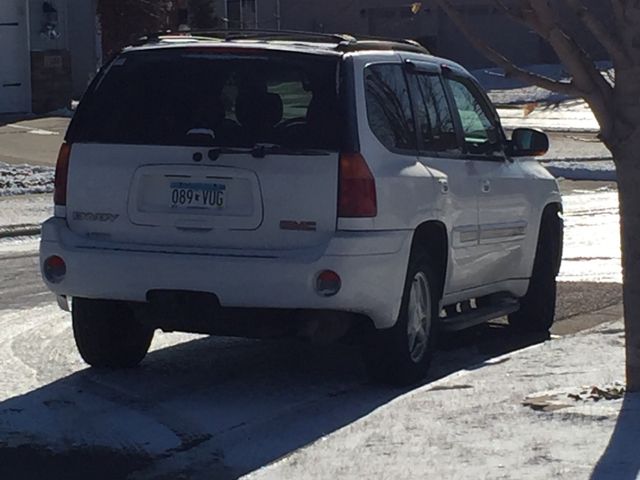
left=509, top=128, right=549, bottom=157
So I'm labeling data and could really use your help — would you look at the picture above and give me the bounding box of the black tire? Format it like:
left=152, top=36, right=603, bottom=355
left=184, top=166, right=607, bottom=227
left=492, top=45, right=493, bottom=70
left=508, top=209, right=562, bottom=332
left=72, top=298, right=154, bottom=368
left=364, top=255, right=439, bottom=386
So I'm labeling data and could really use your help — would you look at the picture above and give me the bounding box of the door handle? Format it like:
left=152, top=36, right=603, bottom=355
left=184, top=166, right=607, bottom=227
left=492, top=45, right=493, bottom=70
left=481, top=180, right=491, bottom=193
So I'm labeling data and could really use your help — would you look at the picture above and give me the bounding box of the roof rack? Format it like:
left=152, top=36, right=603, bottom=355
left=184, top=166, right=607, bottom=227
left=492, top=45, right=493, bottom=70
left=134, top=29, right=355, bottom=45
left=335, top=39, right=430, bottom=55
left=132, top=29, right=430, bottom=55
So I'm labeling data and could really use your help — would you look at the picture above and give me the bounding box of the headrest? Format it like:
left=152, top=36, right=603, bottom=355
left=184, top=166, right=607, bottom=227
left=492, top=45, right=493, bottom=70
left=235, top=91, right=283, bottom=130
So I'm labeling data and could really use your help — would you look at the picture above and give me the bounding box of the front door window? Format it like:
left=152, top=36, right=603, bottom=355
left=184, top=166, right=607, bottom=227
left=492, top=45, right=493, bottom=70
left=446, top=78, right=502, bottom=155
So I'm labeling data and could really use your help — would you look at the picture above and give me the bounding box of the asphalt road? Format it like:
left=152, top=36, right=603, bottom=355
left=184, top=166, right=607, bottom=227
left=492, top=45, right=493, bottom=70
left=0, top=116, right=69, bottom=166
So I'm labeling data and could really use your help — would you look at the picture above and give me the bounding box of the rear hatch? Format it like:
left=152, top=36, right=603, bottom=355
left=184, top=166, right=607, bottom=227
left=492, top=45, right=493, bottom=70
left=64, top=46, right=343, bottom=251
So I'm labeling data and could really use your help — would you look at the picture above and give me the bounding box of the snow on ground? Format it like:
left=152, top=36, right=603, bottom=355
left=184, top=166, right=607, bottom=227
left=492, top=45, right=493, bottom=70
left=246, top=320, right=631, bottom=480
left=473, top=62, right=613, bottom=105
left=0, top=163, right=54, bottom=197
left=498, top=100, right=599, bottom=132
left=0, top=194, right=52, bottom=228
left=473, top=63, right=609, bottom=132
left=558, top=185, right=621, bottom=283
left=544, top=160, right=616, bottom=181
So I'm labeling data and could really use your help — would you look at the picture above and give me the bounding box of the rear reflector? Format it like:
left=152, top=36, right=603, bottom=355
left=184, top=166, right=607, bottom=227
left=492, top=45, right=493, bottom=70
left=315, top=270, right=341, bottom=297
left=44, top=255, right=66, bottom=283
left=338, top=152, right=377, bottom=218
left=54, top=143, right=71, bottom=206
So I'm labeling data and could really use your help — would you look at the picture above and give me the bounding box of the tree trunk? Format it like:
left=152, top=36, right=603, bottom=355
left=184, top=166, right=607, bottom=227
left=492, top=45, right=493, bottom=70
left=612, top=139, right=640, bottom=392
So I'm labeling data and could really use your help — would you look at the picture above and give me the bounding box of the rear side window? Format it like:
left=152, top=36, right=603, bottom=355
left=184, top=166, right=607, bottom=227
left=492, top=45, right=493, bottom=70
left=409, top=74, right=459, bottom=153
left=68, top=50, right=340, bottom=150
left=364, top=64, right=416, bottom=152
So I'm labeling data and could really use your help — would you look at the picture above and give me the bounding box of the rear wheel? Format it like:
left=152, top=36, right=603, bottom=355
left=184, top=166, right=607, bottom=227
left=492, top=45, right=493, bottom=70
left=72, top=298, right=154, bottom=368
left=508, top=209, right=562, bottom=332
left=364, top=255, right=439, bottom=385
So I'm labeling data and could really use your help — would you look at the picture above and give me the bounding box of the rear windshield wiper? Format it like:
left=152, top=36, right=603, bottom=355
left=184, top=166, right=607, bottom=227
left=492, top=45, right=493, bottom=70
left=204, top=144, right=332, bottom=160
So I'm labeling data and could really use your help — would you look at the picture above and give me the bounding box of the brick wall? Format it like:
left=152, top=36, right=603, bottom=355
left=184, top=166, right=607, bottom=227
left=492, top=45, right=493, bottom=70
left=31, top=50, right=72, bottom=113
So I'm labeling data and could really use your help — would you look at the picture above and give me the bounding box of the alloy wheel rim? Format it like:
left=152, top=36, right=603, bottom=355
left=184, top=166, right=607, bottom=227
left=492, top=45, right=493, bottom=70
left=407, top=271, right=431, bottom=363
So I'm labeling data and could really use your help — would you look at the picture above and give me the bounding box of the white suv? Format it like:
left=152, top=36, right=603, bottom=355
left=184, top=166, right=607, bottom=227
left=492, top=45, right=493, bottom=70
left=40, top=31, right=563, bottom=384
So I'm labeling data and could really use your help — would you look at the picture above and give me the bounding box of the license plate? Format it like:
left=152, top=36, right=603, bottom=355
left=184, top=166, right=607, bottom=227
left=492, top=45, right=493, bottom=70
left=170, top=181, right=226, bottom=209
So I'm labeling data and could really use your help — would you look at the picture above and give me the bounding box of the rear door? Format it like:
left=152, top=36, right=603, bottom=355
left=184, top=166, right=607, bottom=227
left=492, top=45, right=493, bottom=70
left=405, top=63, right=483, bottom=294
left=65, top=48, right=342, bottom=251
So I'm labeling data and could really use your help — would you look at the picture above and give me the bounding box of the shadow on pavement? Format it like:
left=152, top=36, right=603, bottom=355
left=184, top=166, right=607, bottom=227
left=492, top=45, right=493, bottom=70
left=591, top=393, right=640, bottom=480
left=0, top=322, right=547, bottom=479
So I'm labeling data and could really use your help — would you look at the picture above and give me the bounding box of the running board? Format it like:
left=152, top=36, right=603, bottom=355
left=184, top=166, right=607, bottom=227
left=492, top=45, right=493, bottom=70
left=438, top=300, right=520, bottom=332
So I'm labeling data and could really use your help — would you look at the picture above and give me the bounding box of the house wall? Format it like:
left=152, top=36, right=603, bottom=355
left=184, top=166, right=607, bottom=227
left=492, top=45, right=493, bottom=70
left=0, top=0, right=31, bottom=113
left=26, top=0, right=98, bottom=111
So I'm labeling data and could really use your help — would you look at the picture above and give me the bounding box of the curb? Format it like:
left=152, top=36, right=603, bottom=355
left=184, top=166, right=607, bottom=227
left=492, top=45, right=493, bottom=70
left=0, top=224, right=41, bottom=239
left=540, top=157, right=614, bottom=162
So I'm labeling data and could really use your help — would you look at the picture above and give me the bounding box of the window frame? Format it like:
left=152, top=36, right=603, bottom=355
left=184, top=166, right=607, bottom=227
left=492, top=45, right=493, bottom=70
left=406, top=66, right=465, bottom=158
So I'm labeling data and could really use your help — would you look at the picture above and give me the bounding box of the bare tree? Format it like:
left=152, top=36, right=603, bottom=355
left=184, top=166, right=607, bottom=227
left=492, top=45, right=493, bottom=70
left=97, top=0, right=175, bottom=58
left=432, top=0, right=640, bottom=391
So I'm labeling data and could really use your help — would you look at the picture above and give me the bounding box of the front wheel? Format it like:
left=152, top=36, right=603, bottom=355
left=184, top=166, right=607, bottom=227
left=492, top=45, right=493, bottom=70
left=509, top=209, right=562, bottom=332
left=364, top=256, right=439, bottom=385
left=72, top=298, right=154, bottom=368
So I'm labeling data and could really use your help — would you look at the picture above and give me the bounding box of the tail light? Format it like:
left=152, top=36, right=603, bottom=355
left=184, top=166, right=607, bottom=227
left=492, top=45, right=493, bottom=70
left=338, top=152, right=377, bottom=218
left=54, top=143, right=71, bottom=206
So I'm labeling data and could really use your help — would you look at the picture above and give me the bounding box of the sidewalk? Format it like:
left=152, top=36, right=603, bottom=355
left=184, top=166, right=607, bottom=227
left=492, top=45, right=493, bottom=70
left=246, top=318, right=639, bottom=480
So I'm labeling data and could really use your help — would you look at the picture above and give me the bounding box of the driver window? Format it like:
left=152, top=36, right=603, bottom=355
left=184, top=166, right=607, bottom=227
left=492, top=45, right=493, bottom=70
left=446, top=78, right=502, bottom=155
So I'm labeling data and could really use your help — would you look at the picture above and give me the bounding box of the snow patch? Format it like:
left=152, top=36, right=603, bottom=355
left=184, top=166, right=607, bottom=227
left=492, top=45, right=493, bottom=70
left=0, top=163, right=55, bottom=196
left=544, top=160, right=617, bottom=181
left=472, top=62, right=613, bottom=106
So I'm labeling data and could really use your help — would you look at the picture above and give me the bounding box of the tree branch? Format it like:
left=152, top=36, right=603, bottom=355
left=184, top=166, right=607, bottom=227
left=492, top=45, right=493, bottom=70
left=563, top=0, right=629, bottom=65
left=611, top=0, right=627, bottom=32
left=526, top=0, right=614, bottom=133
left=433, top=0, right=580, bottom=96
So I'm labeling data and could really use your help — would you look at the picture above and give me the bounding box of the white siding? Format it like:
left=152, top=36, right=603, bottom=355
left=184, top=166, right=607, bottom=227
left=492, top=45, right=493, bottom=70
left=0, top=0, right=30, bottom=113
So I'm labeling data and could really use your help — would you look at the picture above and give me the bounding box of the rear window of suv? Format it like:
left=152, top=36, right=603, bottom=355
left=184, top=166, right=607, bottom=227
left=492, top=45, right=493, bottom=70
left=68, top=49, right=341, bottom=150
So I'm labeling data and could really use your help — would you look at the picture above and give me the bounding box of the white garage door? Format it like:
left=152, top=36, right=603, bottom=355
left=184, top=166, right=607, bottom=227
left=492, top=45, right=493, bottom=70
left=0, top=1, right=30, bottom=113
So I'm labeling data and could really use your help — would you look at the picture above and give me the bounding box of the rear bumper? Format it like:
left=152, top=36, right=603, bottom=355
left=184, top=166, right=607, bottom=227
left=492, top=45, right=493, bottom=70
left=39, top=218, right=413, bottom=329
